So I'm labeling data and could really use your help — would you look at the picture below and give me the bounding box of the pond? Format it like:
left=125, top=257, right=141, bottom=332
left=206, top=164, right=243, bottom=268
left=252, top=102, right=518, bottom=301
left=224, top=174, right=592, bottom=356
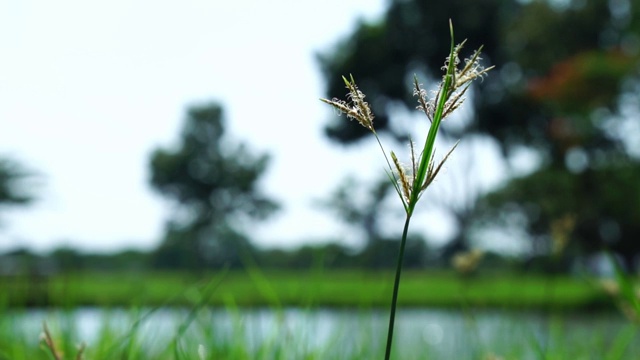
left=6, top=307, right=639, bottom=359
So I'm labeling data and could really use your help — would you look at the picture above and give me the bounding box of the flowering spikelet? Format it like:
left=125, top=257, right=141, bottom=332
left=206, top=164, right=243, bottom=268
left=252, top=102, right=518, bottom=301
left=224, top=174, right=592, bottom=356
left=320, top=75, right=375, bottom=132
left=454, top=46, right=492, bottom=89
left=389, top=140, right=428, bottom=204
left=415, top=41, right=494, bottom=122
left=391, top=151, right=412, bottom=203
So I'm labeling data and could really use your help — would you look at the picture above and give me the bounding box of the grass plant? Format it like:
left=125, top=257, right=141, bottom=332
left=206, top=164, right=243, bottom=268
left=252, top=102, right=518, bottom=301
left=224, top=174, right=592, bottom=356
left=321, top=20, right=493, bottom=359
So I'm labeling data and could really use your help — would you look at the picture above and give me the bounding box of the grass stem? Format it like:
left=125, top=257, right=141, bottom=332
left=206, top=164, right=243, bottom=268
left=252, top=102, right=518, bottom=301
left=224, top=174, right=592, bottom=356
left=384, top=215, right=412, bottom=360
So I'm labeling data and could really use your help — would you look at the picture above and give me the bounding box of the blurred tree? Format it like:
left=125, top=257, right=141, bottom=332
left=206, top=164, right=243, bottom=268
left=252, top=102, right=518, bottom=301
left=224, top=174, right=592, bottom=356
left=0, top=247, right=41, bottom=275
left=318, top=0, right=640, bottom=269
left=319, top=175, right=428, bottom=268
left=49, top=247, right=85, bottom=272
left=149, top=103, right=279, bottom=269
left=46, top=247, right=150, bottom=272
left=252, top=242, right=355, bottom=269
left=478, top=0, right=640, bottom=271
left=0, top=157, right=36, bottom=233
left=319, top=176, right=391, bottom=245
left=0, top=158, right=34, bottom=208
left=478, top=161, right=640, bottom=271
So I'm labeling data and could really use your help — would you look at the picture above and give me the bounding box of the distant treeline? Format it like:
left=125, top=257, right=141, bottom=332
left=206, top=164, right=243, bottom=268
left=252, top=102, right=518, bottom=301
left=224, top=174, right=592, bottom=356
left=0, top=240, right=574, bottom=276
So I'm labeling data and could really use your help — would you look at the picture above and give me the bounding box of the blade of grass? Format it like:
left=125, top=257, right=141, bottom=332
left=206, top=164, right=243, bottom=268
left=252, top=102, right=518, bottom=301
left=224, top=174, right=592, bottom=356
left=170, top=266, right=230, bottom=357
left=605, top=323, right=639, bottom=360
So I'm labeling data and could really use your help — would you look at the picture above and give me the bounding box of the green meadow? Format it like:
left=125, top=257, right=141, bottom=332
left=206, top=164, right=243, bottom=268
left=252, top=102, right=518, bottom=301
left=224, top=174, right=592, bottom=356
left=2, top=270, right=639, bottom=360
left=2, top=270, right=611, bottom=310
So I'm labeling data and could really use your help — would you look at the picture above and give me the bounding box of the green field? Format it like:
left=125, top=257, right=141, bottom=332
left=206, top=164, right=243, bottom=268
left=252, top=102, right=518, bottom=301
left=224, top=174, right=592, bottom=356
left=2, top=270, right=638, bottom=359
left=1, top=270, right=613, bottom=309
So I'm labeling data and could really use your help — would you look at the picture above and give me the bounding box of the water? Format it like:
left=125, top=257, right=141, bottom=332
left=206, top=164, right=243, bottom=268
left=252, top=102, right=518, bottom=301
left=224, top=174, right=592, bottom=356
left=6, top=307, right=639, bottom=359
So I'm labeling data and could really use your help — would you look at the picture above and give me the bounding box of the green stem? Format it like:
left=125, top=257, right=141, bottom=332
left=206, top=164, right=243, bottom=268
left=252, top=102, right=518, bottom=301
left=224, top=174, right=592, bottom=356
left=409, top=22, right=456, bottom=213
left=384, top=214, right=412, bottom=360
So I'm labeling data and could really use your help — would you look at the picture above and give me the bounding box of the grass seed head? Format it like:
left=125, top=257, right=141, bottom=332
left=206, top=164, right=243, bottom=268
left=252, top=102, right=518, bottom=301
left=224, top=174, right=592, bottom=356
left=320, top=75, right=375, bottom=132
left=391, top=151, right=413, bottom=203
left=421, top=40, right=494, bottom=123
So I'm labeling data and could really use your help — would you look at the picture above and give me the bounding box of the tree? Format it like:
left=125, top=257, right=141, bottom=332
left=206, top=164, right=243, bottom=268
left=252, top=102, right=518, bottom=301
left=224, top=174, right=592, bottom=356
left=149, top=102, right=279, bottom=269
left=319, top=175, right=392, bottom=247
left=318, top=0, right=640, bottom=269
left=475, top=0, right=640, bottom=270
left=477, top=161, right=640, bottom=271
left=0, top=158, right=33, bottom=207
left=0, top=157, right=36, bottom=228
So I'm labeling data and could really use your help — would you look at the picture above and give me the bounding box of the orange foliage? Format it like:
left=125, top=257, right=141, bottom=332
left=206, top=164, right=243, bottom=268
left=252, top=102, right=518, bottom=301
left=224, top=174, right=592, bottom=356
left=527, top=50, right=638, bottom=111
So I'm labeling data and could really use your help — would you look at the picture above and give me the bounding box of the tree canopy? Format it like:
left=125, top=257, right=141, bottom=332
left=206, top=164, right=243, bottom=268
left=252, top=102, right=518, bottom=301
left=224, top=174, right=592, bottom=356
left=149, top=102, right=279, bottom=269
left=0, top=158, right=33, bottom=206
left=0, top=158, right=35, bottom=228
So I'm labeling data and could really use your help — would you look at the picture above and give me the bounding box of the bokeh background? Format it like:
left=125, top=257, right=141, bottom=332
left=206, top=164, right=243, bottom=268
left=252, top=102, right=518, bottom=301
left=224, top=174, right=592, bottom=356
left=2, top=1, right=640, bottom=358
left=2, top=0, right=639, bottom=274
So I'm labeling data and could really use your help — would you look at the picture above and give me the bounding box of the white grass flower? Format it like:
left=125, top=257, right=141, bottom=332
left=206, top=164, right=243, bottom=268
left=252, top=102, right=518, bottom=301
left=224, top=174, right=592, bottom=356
left=320, top=75, right=375, bottom=132
left=416, top=41, right=493, bottom=124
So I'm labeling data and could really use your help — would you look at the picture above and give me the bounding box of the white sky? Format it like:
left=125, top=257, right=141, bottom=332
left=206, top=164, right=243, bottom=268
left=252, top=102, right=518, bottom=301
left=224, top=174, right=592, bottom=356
left=0, top=1, right=514, bottom=253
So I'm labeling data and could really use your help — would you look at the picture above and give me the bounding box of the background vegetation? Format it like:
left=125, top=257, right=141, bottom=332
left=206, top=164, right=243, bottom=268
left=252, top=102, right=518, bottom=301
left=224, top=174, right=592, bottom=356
left=1, top=0, right=639, bottom=304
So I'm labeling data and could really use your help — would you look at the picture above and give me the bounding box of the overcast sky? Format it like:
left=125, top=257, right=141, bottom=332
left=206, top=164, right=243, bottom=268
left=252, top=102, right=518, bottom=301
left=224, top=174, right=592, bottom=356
left=0, top=1, right=517, bottom=253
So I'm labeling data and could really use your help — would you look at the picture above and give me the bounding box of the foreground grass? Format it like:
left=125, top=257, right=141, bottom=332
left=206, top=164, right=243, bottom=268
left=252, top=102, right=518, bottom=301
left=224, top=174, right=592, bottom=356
left=2, top=270, right=612, bottom=309
left=1, top=304, right=638, bottom=359
left=1, top=270, right=638, bottom=359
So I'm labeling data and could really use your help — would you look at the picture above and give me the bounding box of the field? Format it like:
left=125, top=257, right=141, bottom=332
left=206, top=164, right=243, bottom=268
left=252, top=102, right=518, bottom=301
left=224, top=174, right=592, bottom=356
left=2, top=270, right=639, bottom=359
left=1, top=270, right=612, bottom=309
